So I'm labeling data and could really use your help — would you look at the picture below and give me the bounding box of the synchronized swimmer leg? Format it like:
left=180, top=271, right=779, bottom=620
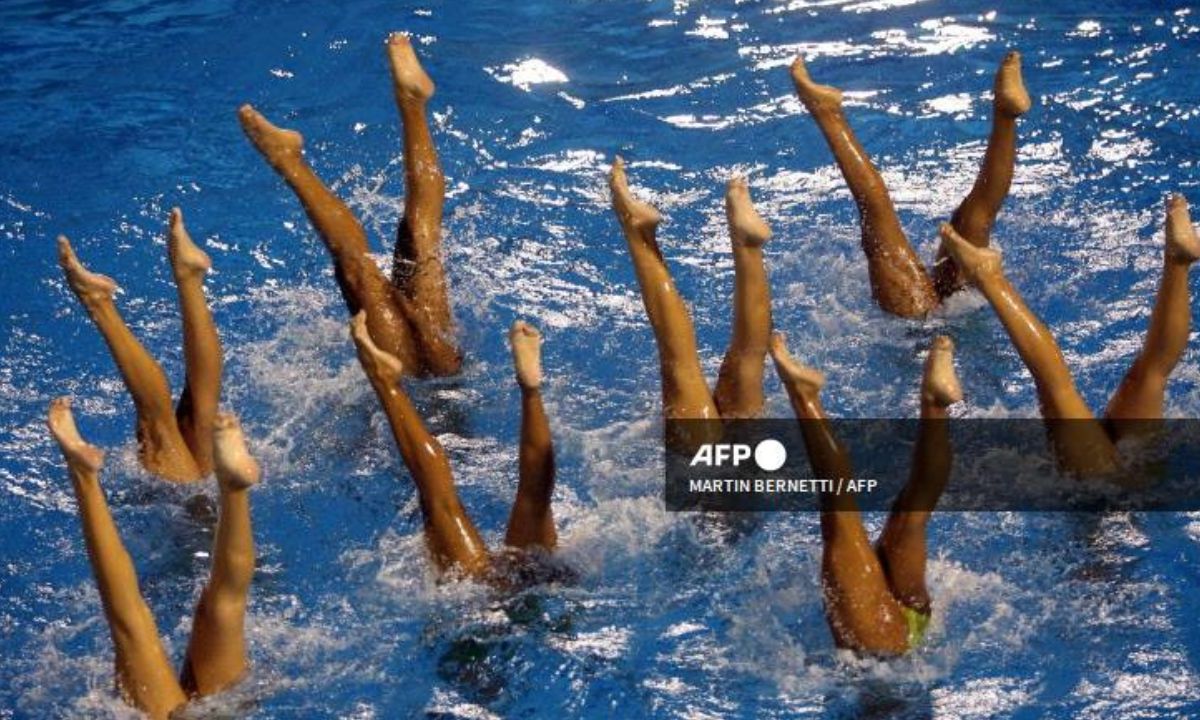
left=239, top=105, right=422, bottom=372
left=349, top=312, right=489, bottom=576
left=181, top=413, right=259, bottom=697
left=386, top=33, right=462, bottom=377
left=168, top=209, right=223, bottom=476
left=58, top=238, right=200, bottom=482
left=47, top=398, right=187, bottom=719
left=874, top=336, right=962, bottom=614
left=1104, top=195, right=1200, bottom=439
left=932, top=52, right=1031, bottom=297
left=940, top=224, right=1118, bottom=476
left=713, top=178, right=774, bottom=419
left=769, top=334, right=911, bottom=656
left=503, top=321, right=557, bottom=550
left=609, top=157, right=719, bottom=424
left=790, top=57, right=938, bottom=318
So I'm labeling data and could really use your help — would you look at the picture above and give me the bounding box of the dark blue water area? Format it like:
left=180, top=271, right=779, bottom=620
left=2, top=0, right=1200, bottom=717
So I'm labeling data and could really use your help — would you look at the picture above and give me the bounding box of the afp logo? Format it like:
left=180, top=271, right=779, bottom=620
left=689, top=439, right=787, bottom=472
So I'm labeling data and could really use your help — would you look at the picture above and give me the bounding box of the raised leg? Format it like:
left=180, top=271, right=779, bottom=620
left=609, top=157, right=719, bottom=424
left=1104, top=195, right=1200, bottom=439
left=238, top=105, right=421, bottom=372
left=386, top=33, right=461, bottom=377
left=940, top=224, right=1118, bottom=476
left=181, top=413, right=258, bottom=697
left=875, top=336, right=962, bottom=614
left=932, top=51, right=1032, bottom=297
left=713, top=178, right=773, bottom=419
left=349, top=312, right=489, bottom=576
left=58, top=237, right=200, bottom=482
left=790, top=58, right=938, bottom=318
left=503, top=321, right=557, bottom=550
left=168, top=209, right=222, bottom=476
left=47, top=398, right=187, bottom=719
left=769, top=334, right=911, bottom=656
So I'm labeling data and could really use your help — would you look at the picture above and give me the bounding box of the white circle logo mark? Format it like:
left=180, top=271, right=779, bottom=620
left=754, top=439, right=787, bottom=472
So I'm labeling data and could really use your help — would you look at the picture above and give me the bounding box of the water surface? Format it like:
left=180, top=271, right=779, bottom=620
left=2, top=0, right=1200, bottom=717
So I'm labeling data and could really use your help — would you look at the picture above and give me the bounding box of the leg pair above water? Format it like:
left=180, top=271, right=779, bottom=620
left=349, top=312, right=557, bottom=579
left=940, top=195, right=1200, bottom=476
left=609, top=158, right=774, bottom=423
left=59, top=209, right=221, bottom=482
left=791, top=51, right=1031, bottom=317
left=771, top=333, right=962, bottom=655
left=240, top=33, right=460, bottom=378
left=797, top=49, right=1199, bottom=473
left=47, top=400, right=259, bottom=720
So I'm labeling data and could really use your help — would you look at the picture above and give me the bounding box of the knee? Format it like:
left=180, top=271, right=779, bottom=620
left=1129, top=355, right=1171, bottom=387
left=201, top=591, right=249, bottom=630
left=213, top=551, right=256, bottom=596
left=108, top=599, right=161, bottom=649
left=410, top=161, right=445, bottom=196
left=406, top=213, right=443, bottom=247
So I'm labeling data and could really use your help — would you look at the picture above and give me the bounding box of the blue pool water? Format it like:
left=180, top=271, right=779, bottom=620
left=3, top=0, right=1200, bottom=717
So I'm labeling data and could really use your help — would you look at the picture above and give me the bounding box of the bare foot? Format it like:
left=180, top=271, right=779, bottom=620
left=609, top=156, right=662, bottom=233
left=939, top=223, right=1002, bottom=285
left=350, top=311, right=405, bottom=384
left=167, top=208, right=212, bottom=279
left=768, top=332, right=825, bottom=393
left=994, top=51, right=1032, bottom=117
left=790, top=57, right=843, bottom=113
left=238, top=104, right=304, bottom=169
left=726, top=177, right=772, bottom=249
left=58, top=236, right=118, bottom=306
left=47, top=397, right=105, bottom=472
left=387, top=33, right=435, bottom=102
left=212, top=413, right=260, bottom=491
left=922, top=336, right=963, bottom=406
left=1165, top=194, right=1200, bottom=263
left=509, top=320, right=543, bottom=390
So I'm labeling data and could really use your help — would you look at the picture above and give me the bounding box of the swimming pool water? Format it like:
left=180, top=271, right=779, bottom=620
left=2, top=0, right=1200, bottom=717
